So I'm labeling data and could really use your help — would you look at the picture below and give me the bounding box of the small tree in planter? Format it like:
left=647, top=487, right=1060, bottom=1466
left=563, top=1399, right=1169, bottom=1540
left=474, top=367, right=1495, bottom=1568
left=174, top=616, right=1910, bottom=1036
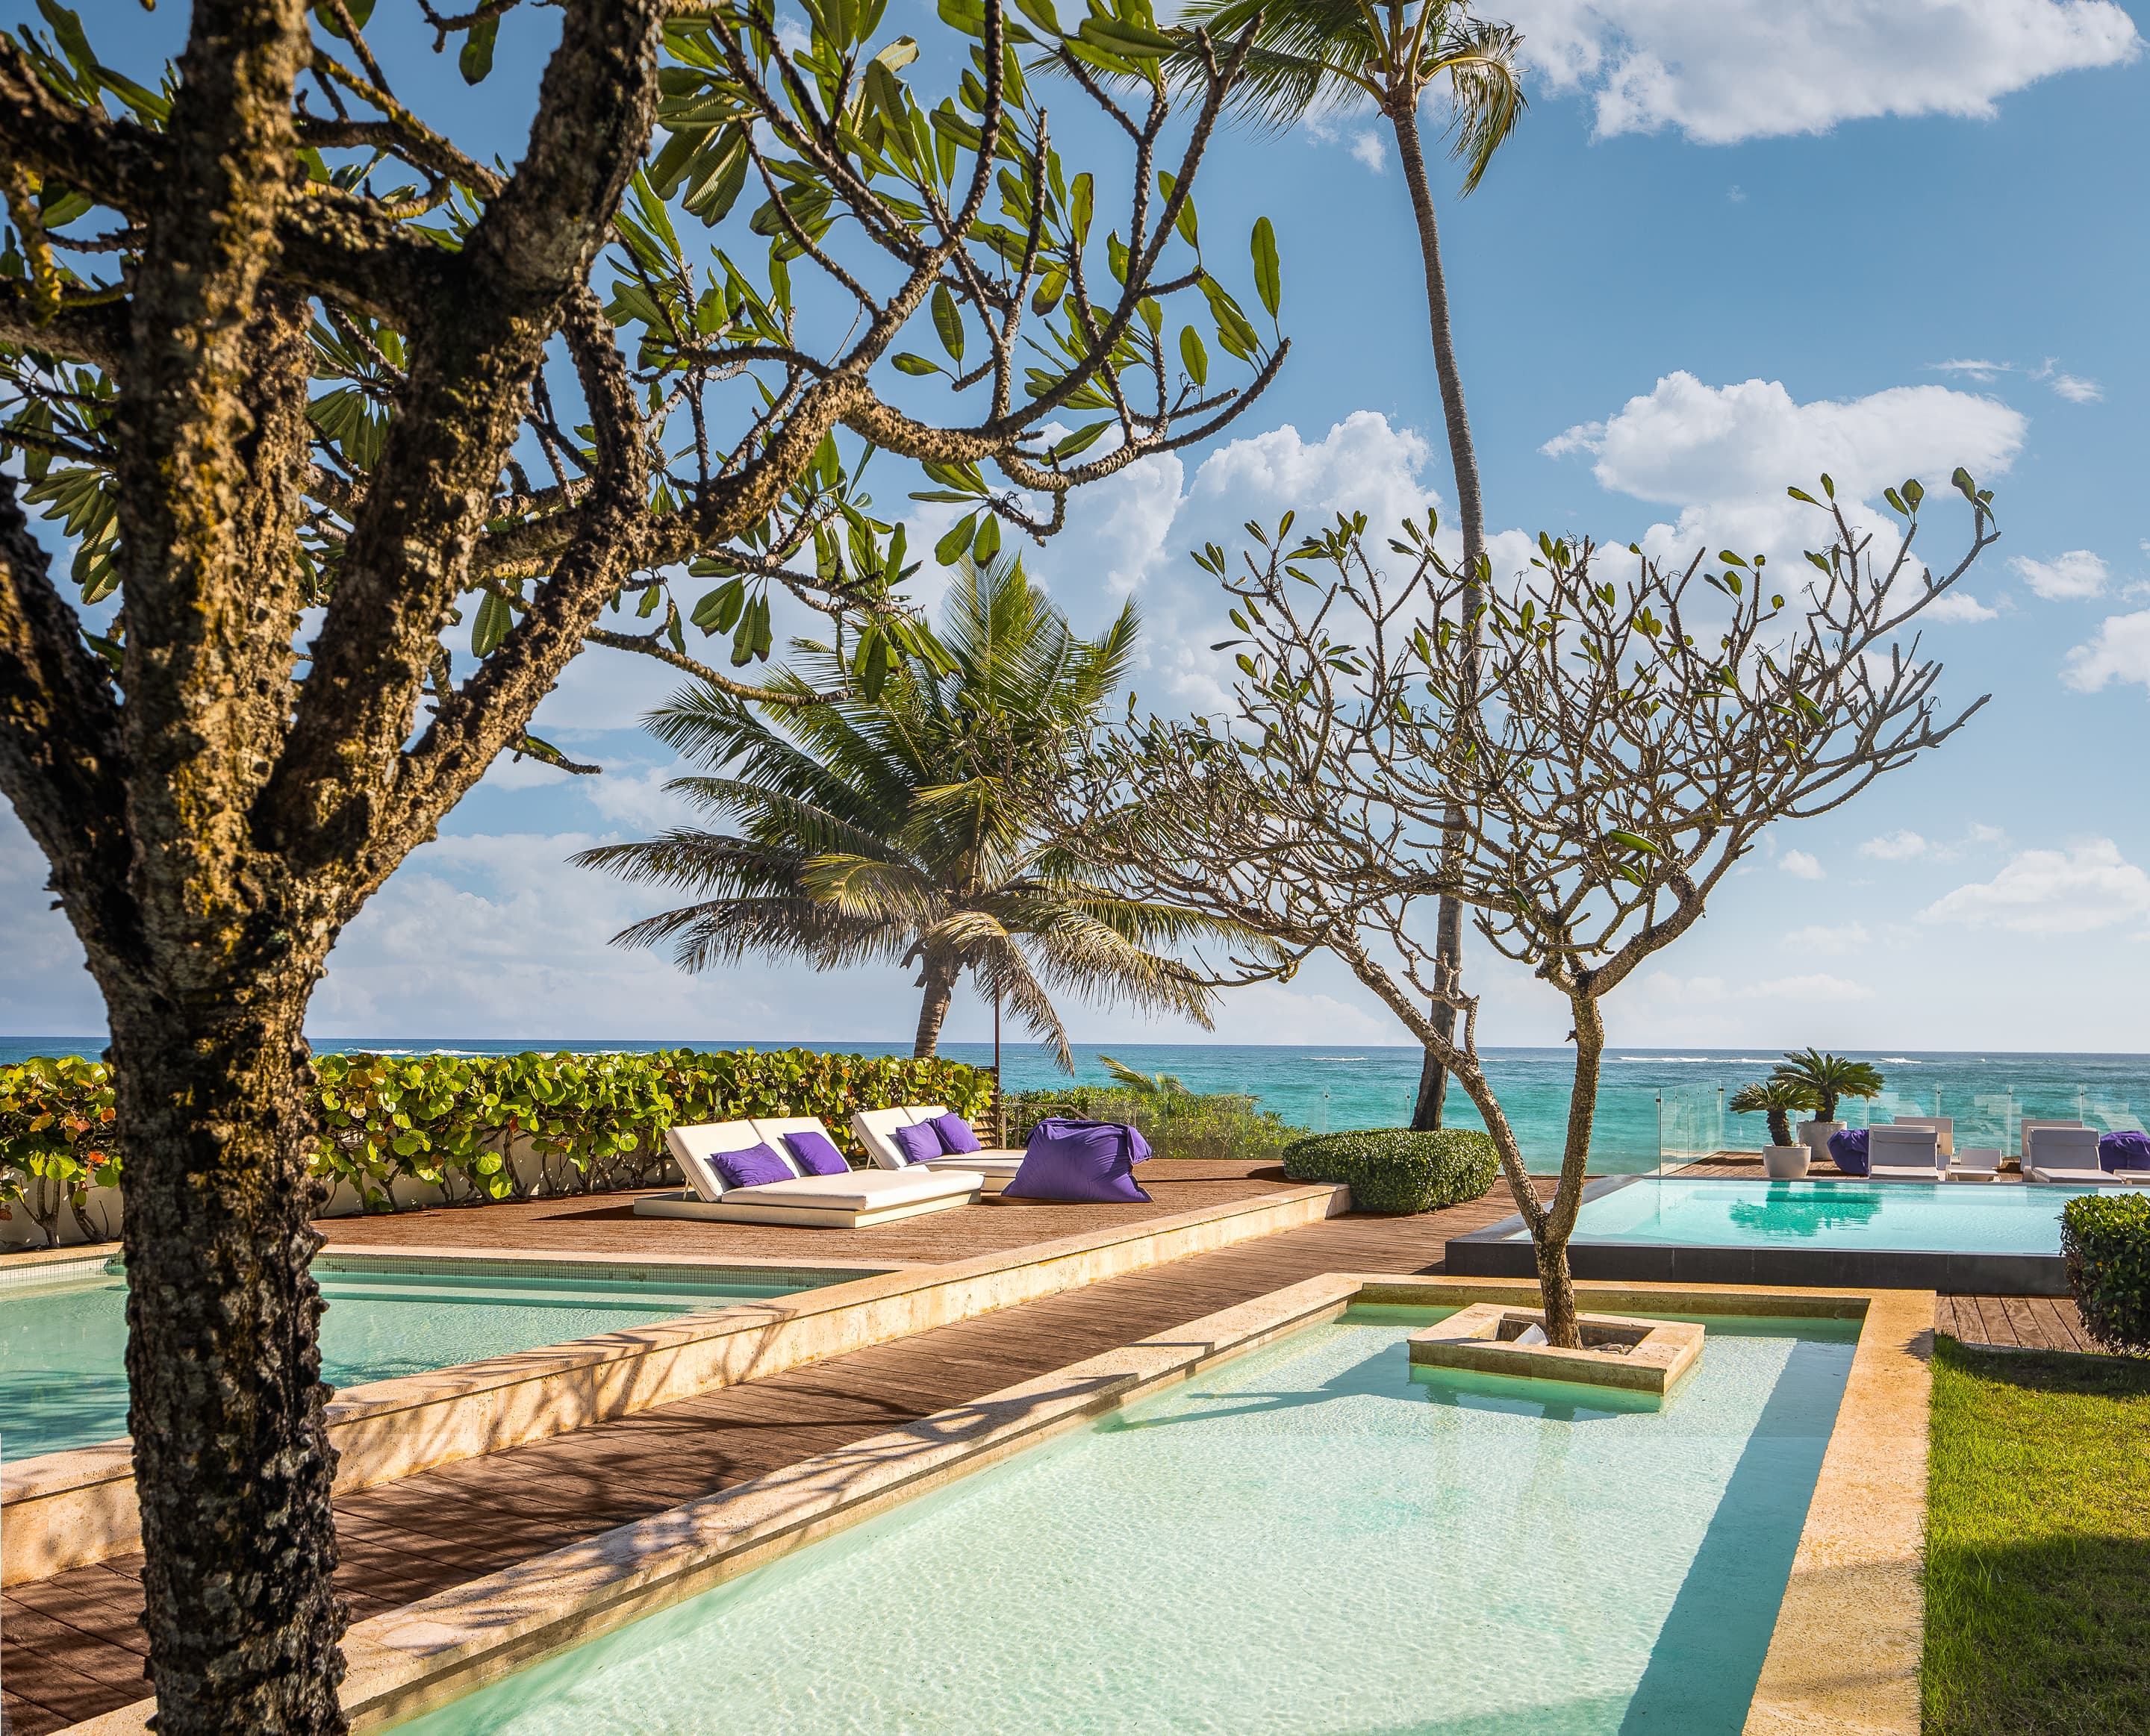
left=1057, top=475, right=1996, bottom=1346
left=1771, top=1050, right=1885, bottom=1160
left=1729, top=1078, right=1819, bottom=1175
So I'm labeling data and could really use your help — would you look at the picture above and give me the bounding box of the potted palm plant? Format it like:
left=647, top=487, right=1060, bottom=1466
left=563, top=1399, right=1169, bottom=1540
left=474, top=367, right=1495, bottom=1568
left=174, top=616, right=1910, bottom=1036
left=1730, top=1078, right=1822, bottom=1178
left=1771, top=1049, right=1886, bottom=1168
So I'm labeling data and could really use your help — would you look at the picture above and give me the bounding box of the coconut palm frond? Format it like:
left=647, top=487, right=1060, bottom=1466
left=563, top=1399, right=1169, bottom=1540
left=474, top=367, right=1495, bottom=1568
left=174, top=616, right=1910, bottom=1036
left=1023, top=902, right=1219, bottom=1027
left=610, top=894, right=909, bottom=975
left=973, top=934, right=1074, bottom=1070
left=1432, top=19, right=1527, bottom=195
left=1171, top=0, right=1385, bottom=126
left=1097, top=1053, right=1192, bottom=1095
left=570, top=832, right=806, bottom=897
left=797, top=854, right=943, bottom=925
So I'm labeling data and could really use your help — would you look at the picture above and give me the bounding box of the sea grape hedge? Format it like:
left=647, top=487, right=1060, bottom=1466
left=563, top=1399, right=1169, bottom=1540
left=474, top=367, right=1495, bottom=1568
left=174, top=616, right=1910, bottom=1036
left=1281, top=1128, right=1500, bottom=1214
left=1005, top=1085, right=1301, bottom=1164
left=2062, top=1192, right=2150, bottom=1354
left=1, top=1049, right=993, bottom=1231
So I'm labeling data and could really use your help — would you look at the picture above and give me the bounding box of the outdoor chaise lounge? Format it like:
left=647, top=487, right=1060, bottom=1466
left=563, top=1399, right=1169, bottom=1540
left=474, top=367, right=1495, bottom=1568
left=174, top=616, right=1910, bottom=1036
left=634, top=1117, right=983, bottom=1227
left=2022, top=1125, right=2110, bottom=1184
left=1866, top=1125, right=1945, bottom=1180
left=854, top=1105, right=1027, bottom=1195
left=1891, top=1115, right=1954, bottom=1157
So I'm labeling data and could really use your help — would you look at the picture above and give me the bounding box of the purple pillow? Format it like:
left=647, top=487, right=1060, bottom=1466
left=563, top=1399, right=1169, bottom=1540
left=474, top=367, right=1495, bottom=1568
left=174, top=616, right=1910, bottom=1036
left=711, top=1142, right=794, bottom=1191
left=890, top=1121, right=944, bottom=1166
left=1004, top=1119, right=1152, bottom=1204
left=929, top=1112, right=983, bottom=1155
left=2101, top=1130, right=2150, bottom=1172
left=1828, top=1128, right=1869, bottom=1177
left=783, top=1129, right=850, bottom=1176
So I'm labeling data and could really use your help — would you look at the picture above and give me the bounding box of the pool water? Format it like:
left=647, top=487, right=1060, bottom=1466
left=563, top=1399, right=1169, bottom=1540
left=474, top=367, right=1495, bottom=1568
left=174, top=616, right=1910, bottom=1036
left=0, top=1259, right=833, bottom=1461
left=1521, top=1177, right=2092, bottom=1255
left=393, top=1307, right=1857, bottom=1735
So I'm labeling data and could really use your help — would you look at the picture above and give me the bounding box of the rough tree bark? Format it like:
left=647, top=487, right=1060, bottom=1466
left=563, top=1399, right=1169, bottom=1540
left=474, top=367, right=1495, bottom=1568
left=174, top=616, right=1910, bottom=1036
left=912, top=950, right=962, bottom=1059
left=1391, top=99, right=1486, bottom=1134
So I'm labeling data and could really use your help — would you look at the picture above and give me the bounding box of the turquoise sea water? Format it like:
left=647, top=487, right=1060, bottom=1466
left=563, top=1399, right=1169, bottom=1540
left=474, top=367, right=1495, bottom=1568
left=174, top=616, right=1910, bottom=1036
left=1519, top=1177, right=2098, bottom=1255
left=393, top=1307, right=1856, bottom=1736
left=5, top=1038, right=2145, bottom=1173
left=0, top=1259, right=830, bottom=1462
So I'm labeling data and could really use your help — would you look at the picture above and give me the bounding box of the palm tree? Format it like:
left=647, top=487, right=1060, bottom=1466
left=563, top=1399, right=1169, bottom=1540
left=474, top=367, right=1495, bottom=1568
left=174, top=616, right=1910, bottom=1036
left=1097, top=1053, right=1193, bottom=1096
left=1770, top=1050, right=1887, bottom=1125
left=1729, top=1078, right=1820, bottom=1150
left=576, top=555, right=1270, bottom=1064
left=1169, top=0, right=1525, bottom=1130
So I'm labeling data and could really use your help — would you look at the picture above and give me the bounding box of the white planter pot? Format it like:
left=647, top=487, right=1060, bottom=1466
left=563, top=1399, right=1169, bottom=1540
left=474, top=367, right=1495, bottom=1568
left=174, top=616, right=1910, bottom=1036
left=1763, top=1144, right=1811, bottom=1180
left=1797, top=1120, right=1842, bottom=1166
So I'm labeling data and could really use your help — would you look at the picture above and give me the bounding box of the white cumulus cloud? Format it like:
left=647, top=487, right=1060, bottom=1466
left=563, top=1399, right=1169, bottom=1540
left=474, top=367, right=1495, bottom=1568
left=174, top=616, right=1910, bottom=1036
left=1541, top=372, right=2025, bottom=583
left=2050, top=373, right=2104, bottom=403
left=1922, top=591, right=2000, bottom=623
left=1504, top=0, right=2140, bottom=144
left=1860, top=830, right=1929, bottom=861
left=1781, top=921, right=1872, bottom=957
left=1920, top=840, right=2150, bottom=934
left=1778, top=849, right=1825, bottom=881
left=2011, top=549, right=2109, bottom=600
left=2063, top=610, right=2150, bottom=693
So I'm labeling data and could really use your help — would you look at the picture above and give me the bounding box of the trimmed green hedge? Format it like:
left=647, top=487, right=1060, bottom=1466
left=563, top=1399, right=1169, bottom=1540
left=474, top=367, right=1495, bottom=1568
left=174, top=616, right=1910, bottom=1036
left=1, top=1049, right=993, bottom=1233
left=1005, top=1086, right=1302, bottom=1164
left=1281, top=1127, right=1500, bottom=1214
left=2063, top=1193, right=2150, bottom=1354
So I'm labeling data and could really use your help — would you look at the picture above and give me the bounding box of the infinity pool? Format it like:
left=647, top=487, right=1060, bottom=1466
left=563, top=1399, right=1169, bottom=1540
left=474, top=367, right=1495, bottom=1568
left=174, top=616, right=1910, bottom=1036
left=0, top=1256, right=848, bottom=1461
left=393, top=1307, right=1856, bottom=1735
left=1515, top=1177, right=2090, bottom=1255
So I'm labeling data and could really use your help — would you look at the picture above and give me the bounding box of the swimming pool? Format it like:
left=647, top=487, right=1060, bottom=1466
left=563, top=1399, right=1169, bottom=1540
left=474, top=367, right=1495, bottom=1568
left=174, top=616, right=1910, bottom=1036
left=390, top=1305, right=1856, bottom=1735
left=0, top=1255, right=850, bottom=1461
left=1449, top=1177, right=2085, bottom=1293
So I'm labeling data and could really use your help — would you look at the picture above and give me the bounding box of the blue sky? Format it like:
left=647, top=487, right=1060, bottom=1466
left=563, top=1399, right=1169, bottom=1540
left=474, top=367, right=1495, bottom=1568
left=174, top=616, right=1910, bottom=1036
left=4, top=0, right=2149, bottom=1053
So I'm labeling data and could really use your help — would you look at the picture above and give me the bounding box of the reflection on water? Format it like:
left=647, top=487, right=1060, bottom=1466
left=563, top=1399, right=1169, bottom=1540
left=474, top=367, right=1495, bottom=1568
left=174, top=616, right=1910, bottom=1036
left=1725, top=1183, right=1886, bottom=1240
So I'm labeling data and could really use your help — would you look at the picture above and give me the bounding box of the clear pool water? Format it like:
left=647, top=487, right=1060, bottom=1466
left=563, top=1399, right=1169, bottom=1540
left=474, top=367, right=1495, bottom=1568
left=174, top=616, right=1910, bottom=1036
left=1512, top=1176, right=2093, bottom=1255
left=393, top=1307, right=1856, bottom=1735
left=0, top=1258, right=837, bottom=1461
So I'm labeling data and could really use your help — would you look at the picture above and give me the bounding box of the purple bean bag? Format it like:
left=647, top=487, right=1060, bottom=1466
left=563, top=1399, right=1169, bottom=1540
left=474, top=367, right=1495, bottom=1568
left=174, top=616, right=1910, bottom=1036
left=1004, top=1118, right=1153, bottom=1204
left=2100, top=1131, right=2150, bottom=1172
left=1828, top=1128, right=1870, bottom=1177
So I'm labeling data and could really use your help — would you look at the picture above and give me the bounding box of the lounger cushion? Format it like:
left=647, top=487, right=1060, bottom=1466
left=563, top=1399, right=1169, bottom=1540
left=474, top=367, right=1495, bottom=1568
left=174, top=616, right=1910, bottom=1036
left=718, top=1168, right=979, bottom=1210
left=1006, top=1119, right=1152, bottom=1204
left=2101, top=1131, right=2150, bottom=1171
left=712, top=1141, right=794, bottom=1191
left=1827, top=1128, right=1869, bottom=1176
left=929, top=1111, right=984, bottom=1154
left=891, top=1121, right=944, bottom=1166
left=783, top=1128, right=852, bottom=1176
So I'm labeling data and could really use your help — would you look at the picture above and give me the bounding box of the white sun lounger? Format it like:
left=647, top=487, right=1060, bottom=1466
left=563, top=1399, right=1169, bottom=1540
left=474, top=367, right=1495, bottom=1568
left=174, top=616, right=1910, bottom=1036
left=2023, top=1125, right=2112, bottom=1184
left=853, top=1105, right=1027, bottom=1195
left=634, top=1118, right=982, bottom=1227
left=1890, top=1116, right=1954, bottom=1158
left=1948, top=1146, right=2001, bottom=1181
left=1866, top=1125, right=1945, bottom=1181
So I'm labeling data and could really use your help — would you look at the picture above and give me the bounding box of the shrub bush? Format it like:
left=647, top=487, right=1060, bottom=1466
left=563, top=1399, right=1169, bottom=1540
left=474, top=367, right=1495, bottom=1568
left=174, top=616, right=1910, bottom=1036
left=1005, top=1087, right=1303, bottom=1164
left=2062, top=1193, right=2150, bottom=1354
left=1281, top=1127, right=1500, bottom=1214
left=1, top=1049, right=993, bottom=1234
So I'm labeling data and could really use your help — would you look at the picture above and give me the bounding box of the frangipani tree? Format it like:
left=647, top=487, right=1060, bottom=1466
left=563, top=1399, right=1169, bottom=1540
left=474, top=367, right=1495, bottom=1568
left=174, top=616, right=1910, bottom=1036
left=0, top=0, right=1286, bottom=1726
left=1163, top=0, right=1525, bottom=1129
left=1060, top=473, right=1998, bottom=1344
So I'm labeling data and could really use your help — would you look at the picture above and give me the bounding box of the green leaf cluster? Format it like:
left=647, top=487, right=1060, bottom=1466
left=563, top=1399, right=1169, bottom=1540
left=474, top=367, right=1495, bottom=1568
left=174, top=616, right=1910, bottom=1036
left=1280, top=1127, right=1498, bottom=1215
left=2062, top=1192, right=2150, bottom=1354
left=1005, top=1084, right=1300, bottom=1164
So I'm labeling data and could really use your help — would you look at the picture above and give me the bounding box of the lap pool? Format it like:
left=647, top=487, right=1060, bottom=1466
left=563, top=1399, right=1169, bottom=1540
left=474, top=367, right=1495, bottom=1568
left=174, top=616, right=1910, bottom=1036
left=0, top=1254, right=855, bottom=1461
left=1448, top=1176, right=2088, bottom=1294
left=393, top=1306, right=1856, bottom=1735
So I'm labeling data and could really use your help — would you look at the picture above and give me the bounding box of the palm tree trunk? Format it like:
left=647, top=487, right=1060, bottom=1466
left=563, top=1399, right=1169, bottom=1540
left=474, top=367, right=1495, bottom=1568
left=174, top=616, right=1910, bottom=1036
left=1392, top=98, right=1486, bottom=1134
left=913, top=951, right=962, bottom=1059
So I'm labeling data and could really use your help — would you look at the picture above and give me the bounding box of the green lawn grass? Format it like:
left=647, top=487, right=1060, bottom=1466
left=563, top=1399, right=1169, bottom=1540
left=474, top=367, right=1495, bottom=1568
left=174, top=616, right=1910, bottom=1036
left=1925, top=1335, right=2150, bottom=1735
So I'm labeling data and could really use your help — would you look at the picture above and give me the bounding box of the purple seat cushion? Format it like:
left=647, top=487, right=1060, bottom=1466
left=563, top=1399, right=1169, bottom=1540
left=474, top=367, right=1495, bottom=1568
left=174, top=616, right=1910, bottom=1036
left=929, top=1112, right=983, bottom=1155
left=1828, top=1128, right=1869, bottom=1177
left=2101, top=1130, right=2150, bottom=1172
left=1004, top=1119, right=1152, bottom=1204
left=783, top=1129, right=850, bottom=1176
left=711, top=1141, right=794, bottom=1191
left=890, top=1121, right=944, bottom=1166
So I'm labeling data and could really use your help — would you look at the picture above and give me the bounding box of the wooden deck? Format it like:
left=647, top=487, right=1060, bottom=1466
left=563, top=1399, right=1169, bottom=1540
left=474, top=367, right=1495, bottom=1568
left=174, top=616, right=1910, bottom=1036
left=1, top=1162, right=2107, bottom=1734
left=312, top=1158, right=1300, bottom=1265
left=1936, top=1293, right=2102, bottom=1355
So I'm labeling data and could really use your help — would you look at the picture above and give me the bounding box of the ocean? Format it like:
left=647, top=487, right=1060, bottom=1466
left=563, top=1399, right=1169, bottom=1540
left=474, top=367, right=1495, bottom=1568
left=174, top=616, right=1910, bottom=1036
left=6, top=1038, right=2144, bottom=1174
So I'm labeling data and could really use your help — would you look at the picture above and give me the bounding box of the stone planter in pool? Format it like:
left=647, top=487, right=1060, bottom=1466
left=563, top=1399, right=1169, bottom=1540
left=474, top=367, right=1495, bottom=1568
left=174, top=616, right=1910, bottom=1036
left=1763, top=1144, right=1811, bottom=1179
left=1406, top=1303, right=1703, bottom=1397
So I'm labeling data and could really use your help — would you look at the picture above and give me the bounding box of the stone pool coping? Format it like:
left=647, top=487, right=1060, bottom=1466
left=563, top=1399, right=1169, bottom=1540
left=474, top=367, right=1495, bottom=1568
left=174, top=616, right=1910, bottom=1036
left=51, top=1275, right=1931, bottom=1735
left=2, top=1179, right=1344, bottom=1585
left=1449, top=1173, right=2069, bottom=1296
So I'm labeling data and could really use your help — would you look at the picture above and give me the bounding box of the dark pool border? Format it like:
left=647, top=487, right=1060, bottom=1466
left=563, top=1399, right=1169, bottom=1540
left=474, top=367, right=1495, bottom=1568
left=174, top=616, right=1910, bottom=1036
left=1447, top=1174, right=2070, bottom=1296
